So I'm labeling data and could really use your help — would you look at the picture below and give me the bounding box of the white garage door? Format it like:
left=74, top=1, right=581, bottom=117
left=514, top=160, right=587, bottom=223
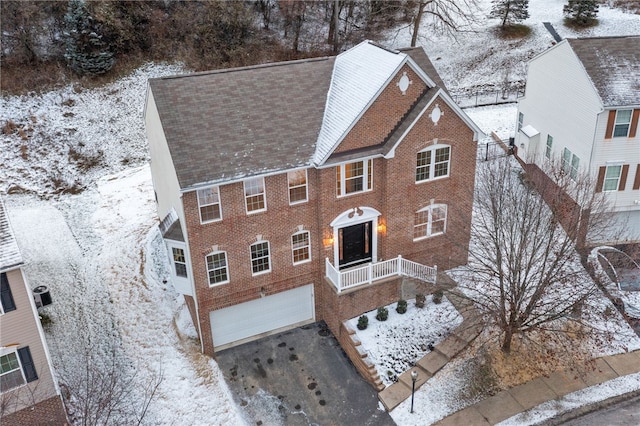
left=210, top=284, right=314, bottom=350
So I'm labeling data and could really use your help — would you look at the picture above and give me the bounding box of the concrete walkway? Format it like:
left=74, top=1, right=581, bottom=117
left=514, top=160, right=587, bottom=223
left=379, top=282, right=481, bottom=411
left=378, top=275, right=640, bottom=424
left=436, top=350, right=640, bottom=425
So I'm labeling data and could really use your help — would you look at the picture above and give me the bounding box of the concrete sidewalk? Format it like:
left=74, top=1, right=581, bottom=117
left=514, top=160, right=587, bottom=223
left=378, top=275, right=640, bottom=424
left=436, top=350, right=640, bottom=425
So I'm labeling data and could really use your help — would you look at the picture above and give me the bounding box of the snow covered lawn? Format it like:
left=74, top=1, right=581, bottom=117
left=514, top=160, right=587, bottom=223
left=347, top=296, right=462, bottom=387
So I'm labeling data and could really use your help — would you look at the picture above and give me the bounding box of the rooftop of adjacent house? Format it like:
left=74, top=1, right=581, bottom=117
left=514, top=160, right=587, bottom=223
left=148, top=41, right=446, bottom=190
left=568, top=35, right=640, bottom=107
left=0, top=199, right=23, bottom=271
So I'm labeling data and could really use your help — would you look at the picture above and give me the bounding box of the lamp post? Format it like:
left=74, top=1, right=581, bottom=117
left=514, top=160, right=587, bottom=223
left=410, top=370, right=418, bottom=413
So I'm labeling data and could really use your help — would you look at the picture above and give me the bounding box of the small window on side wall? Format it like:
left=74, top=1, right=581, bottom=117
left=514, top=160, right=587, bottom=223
left=413, top=204, right=447, bottom=240
left=336, top=160, right=372, bottom=197
left=613, top=109, right=632, bottom=138
left=250, top=241, right=271, bottom=275
left=172, top=247, right=188, bottom=278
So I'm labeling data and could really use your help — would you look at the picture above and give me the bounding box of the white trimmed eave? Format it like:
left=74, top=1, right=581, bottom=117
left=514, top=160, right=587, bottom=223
left=385, top=88, right=485, bottom=158
left=314, top=56, right=437, bottom=168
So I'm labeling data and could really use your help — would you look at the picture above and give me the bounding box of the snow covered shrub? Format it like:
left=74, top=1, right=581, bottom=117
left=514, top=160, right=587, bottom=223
left=357, top=315, right=368, bottom=330
left=415, top=293, right=425, bottom=308
left=396, top=299, right=407, bottom=314
left=433, top=289, right=444, bottom=304
left=376, top=307, right=389, bottom=321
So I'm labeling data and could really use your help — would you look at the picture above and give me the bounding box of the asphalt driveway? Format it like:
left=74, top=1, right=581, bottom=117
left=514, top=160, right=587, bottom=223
left=216, top=321, right=394, bottom=426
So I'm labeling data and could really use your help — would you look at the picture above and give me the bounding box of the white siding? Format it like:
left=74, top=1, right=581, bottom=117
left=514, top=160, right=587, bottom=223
left=0, top=268, right=59, bottom=414
left=516, top=42, right=602, bottom=169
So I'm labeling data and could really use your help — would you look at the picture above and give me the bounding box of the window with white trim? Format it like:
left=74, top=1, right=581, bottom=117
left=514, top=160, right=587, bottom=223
left=613, top=109, right=632, bottom=137
left=291, top=231, right=311, bottom=264
left=250, top=241, right=271, bottom=274
left=518, top=112, right=524, bottom=132
left=206, top=251, right=229, bottom=286
left=416, top=145, right=451, bottom=182
left=603, top=165, right=622, bottom=191
left=545, top=135, right=553, bottom=159
left=172, top=247, right=187, bottom=278
left=0, top=273, right=16, bottom=315
left=336, top=159, right=372, bottom=196
left=562, top=148, right=580, bottom=180
left=288, top=170, right=308, bottom=204
left=244, top=177, right=266, bottom=213
left=197, top=187, right=221, bottom=223
left=0, top=350, right=24, bottom=392
left=413, top=204, right=447, bottom=240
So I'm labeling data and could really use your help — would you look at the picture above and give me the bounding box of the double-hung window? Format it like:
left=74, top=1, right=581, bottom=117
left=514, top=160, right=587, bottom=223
left=517, top=112, right=524, bottom=132
left=244, top=177, right=266, bottom=213
left=613, top=109, right=632, bottom=137
left=288, top=170, right=308, bottom=204
left=416, top=145, right=451, bottom=182
left=1, top=346, right=37, bottom=392
left=603, top=165, right=622, bottom=191
left=197, top=187, right=221, bottom=223
left=336, top=159, right=372, bottom=196
left=250, top=241, right=271, bottom=275
left=413, top=204, right=447, bottom=240
left=291, top=231, right=311, bottom=264
left=545, top=135, right=553, bottom=159
left=206, top=251, right=229, bottom=286
left=172, top=247, right=187, bottom=278
left=562, top=148, right=580, bottom=180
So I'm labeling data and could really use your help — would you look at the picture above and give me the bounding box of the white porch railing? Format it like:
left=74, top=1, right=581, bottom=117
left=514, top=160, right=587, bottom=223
left=325, top=255, right=437, bottom=293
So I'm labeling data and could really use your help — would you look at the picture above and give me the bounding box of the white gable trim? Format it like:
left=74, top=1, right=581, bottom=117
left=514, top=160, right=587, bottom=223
left=313, top=46, right=437, bottom=167
left=385, top=89, right=484, bottom=158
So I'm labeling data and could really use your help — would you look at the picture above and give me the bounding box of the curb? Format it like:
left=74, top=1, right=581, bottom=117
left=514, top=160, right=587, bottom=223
left=539, top=389, right=640, bottom=425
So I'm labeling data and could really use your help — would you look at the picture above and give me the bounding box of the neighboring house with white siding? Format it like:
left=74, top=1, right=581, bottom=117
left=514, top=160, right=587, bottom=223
left=0, top=199, right=67, bottom=425
left=515, top=35, right=640, bottom=245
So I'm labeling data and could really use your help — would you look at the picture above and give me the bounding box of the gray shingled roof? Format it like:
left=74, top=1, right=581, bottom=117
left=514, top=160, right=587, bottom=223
left=149, top=57, right=335, bottom=190
left=568, top=36, right=640, bottom=107
left=0, top=199, right=23, bottom=271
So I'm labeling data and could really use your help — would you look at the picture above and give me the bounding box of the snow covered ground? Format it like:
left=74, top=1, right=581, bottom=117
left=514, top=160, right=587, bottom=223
left=1, top=1, right=639, bottom=425
left=386, top=0, right=640, bottom=94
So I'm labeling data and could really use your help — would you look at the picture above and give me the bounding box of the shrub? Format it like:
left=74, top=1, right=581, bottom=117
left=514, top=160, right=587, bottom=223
left=415, top=293, right=425, bottom=308
left=357, top=315, right=368, bottom=330
left=433, top=289, right=444, bottom=304
left=376, top=307, right=388, bottom=321
left=396, top=299, right=407, bottom=314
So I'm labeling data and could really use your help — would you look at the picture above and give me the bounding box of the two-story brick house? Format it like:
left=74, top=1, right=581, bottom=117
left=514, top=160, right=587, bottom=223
left=515, top=36, right=640, bottom=245
left=0, top=199, right=67, bottom=424
left=145, top=41, right=482, bottom=356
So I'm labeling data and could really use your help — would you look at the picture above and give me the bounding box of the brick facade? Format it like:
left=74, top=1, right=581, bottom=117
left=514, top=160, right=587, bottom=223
left=1, top=395, right=68, bottom=426
left=183, top=85, right=476, bottom=356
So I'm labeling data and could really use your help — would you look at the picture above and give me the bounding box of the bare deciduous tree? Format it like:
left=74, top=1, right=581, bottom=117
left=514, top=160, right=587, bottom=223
left=406, top=0, right=480, bottom=47
left=458, top=156, right=615, bottom=353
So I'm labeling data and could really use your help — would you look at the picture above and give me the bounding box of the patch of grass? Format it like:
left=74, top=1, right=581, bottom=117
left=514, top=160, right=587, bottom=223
left=564, top=17, right=599, bottom=29
left=495, top=24, right=532, bottom=40
left=68, top=146, right=104, bottom=172
left=460, top=352, right=499, bottom=401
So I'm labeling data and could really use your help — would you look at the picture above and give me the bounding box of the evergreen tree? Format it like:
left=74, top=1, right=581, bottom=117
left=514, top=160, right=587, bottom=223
left=489, top=0, right=530, bottom=28
left=63, top=0, right=115, bottom=76
left=563, top=0, right=599, bottom=26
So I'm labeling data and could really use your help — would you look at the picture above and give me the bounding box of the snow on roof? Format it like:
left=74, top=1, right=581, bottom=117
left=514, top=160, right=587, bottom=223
left=568, top=36, right=640, bottom=107
left=521, top=124, right=539, bottom=138
left=0, top=199, right=23, bottom=271
left=313, top=41, right=408, bottom=165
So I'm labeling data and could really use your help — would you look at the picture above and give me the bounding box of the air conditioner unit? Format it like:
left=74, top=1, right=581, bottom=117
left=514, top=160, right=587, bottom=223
left=33, top=285, right=52, bottom=308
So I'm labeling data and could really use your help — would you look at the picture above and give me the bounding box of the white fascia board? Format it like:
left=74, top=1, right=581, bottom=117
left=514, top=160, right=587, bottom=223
left=315, top=153, right=384, bottom=170
left=405, top=56, right=436, bottom=88
left=385, top=88, right=485, bottom=158
left=180, top=164, right=312, bottom=194
left=314, top=62, right=407, bottom=167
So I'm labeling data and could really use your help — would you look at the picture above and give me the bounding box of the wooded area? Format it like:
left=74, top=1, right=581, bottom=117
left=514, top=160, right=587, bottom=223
left=1, top=0, right=418, bottom=94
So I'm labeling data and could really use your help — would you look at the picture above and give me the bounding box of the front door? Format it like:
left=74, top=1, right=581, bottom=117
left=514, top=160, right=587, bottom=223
left=339, top=221, right=372, bottom=269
